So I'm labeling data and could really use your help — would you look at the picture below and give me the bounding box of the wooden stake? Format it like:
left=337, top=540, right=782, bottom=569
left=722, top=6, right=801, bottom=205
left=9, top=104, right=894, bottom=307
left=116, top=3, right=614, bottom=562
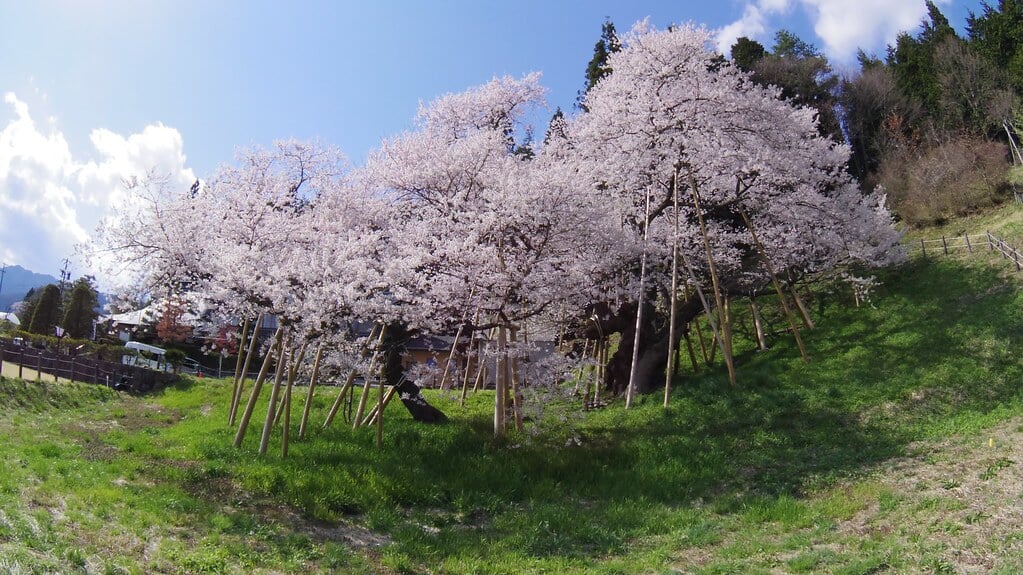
left=439, top=322, right=466, bottom=391
left=459, top=337, right=476, bottom=406
left=683, top=329, right=700, bottom=373
left=298, top=344, right=324, bottom=439
left=233, top=327, right=282, bottom=449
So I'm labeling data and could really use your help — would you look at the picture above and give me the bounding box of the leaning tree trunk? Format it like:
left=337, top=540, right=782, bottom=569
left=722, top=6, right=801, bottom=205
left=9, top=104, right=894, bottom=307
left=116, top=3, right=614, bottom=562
left=380, top=322, right=448, bottom=424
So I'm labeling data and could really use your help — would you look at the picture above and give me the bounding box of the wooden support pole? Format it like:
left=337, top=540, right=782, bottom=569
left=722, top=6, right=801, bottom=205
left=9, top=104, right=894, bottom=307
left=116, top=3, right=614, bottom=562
left=509, top=326, right=524, bottom=432
left=942, top=235, right=948, bottom=255
left=353, top=325, right=387, bottom=429
left=964, top=233, right=972, bottom=253
left=233, top=327, right=283, bottom=449
left=439, top=322, right=466, bottom=391
left=921, top=238, right=927, bottom=257
left=740, top=209, right=809, bottom=362
left=362, top=385, right=397, bottom=426
left=494, top=323, right=508, bottom=437
left=298, top=344, right=324, bottom=439
left=687, top=168, right=736, bottom=386
left=627, top=187, right=652, bottom=407
left=322, top=370, right=358, bottom=429
left=280, top=341, right=307, bottom=458
left=664, top=169, right=681, bottom=408
left=459, top=338, right=476, bottom=406
left=750, top=296, right=768, bottom=351
left=228, top=318, right=250, bottom=425
left=683, top=329, right=700, bottom=372
left=790, top=284, right=815, bottom=330
left=230, top=314, right=262, bottom=427
left=259, top=334, right=291, bottom=456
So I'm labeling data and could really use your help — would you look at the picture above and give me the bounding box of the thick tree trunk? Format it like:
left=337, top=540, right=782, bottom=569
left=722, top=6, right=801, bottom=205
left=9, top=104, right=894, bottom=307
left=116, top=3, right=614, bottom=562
left=380, top=322, right=448, bottom=424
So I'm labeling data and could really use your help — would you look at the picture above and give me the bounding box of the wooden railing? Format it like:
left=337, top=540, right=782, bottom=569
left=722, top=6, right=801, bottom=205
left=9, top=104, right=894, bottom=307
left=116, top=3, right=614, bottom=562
left=0, top=341, right=176, bottom=392
left=916, top=231, right=1023, bottom=271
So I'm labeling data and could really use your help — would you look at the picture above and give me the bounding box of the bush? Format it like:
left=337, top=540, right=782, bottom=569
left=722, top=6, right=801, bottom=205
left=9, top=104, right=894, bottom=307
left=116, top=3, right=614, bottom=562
left=880, top=137, right=1010, bottom=226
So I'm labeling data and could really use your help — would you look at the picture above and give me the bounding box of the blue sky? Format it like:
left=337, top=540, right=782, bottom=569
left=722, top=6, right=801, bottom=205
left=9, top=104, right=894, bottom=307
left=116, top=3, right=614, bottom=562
left=0, top=0, right=987, bottom=288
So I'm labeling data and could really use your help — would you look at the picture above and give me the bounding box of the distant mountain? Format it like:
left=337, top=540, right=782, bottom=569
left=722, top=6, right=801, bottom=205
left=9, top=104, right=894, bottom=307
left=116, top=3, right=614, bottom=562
left=0, top=265, right=60, bottom=316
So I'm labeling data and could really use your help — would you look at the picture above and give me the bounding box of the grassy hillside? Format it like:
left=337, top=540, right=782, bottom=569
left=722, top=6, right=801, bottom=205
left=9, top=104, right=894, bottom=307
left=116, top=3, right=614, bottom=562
left=2, top=235, right=1023, bottom=573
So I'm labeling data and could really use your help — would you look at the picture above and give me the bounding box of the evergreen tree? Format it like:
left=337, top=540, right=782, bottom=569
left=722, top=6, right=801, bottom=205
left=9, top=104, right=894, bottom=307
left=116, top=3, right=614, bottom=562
left=886, top=0, right=957, bottom=116
left=967, top=0, right=1023, bottom=93
left=730, top=37, right=767, bottom=72
left=27, top=284, right=61, bottom=336
left=577, top=18, right=621, bottom=110
left=62, top=278, right=99, bottom=339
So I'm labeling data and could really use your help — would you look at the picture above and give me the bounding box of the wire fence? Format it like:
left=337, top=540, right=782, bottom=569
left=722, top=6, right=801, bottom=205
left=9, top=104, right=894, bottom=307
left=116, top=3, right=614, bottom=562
left=0, top=340, right=176, bottom=392
left=915, top=231, right=1023, bottom=272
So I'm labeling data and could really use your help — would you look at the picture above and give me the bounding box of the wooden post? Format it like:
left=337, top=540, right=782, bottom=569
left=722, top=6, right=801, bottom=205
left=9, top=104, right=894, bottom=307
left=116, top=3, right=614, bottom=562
left=259, top=334, right=290, bottom=456
left=363, top=385, right=397, bottom=426
left=376, top=359, right=385, bottom=448
left=942, top=235, right=948, bottom=255
left=298, top=344, right=324, bottom=439
left=233, top=327, right=283, bottom=448
left=964, top=233, right=972, bottom=253
left=920, top=238, right=926, bottom=258
left=987, top=231, right=994, bottom=251
left=1015, top=246, right=1021, bottom=272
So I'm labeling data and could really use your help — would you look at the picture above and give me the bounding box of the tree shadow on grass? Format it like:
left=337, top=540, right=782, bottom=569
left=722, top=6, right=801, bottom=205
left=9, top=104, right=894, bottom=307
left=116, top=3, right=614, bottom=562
left=172, top=258, right=1023, bottom=567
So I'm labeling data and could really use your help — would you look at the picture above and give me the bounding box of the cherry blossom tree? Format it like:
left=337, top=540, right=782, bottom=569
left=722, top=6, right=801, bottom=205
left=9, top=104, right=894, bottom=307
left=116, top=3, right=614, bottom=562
left=567, top=22, right=902, bottom=397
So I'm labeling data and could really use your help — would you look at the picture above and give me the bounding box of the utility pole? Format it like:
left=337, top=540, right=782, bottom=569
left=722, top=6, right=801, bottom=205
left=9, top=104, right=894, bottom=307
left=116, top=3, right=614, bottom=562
left=0, top=262, right=6, bottom=300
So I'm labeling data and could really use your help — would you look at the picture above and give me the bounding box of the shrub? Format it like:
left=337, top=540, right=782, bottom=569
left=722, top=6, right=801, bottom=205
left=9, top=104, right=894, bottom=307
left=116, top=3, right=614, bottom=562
left=880, top=137, right=1010, bottom=226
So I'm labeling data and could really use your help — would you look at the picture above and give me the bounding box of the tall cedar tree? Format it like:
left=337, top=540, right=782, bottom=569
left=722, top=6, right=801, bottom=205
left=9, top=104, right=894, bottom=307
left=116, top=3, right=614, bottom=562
left=62, top=278, right=99, bottom=339
left=967, top=0, right=1023, bottom=94
left=886, top=1, right=957, bottom=117
left=27, top=284, right=61, bottom=336
left=156, top=297, right=192, bottom=343
left=576, top=18, right=621, bottom=110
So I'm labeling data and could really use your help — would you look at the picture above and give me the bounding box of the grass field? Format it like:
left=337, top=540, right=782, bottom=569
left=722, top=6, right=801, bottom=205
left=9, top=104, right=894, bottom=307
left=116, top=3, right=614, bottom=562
left=2, top=248, right=1023, bottom=573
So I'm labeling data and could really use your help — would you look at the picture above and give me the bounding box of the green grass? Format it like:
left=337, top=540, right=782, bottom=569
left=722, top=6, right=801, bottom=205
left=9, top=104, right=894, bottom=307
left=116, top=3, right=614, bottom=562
left=2, top=249, right=1023, bottom=573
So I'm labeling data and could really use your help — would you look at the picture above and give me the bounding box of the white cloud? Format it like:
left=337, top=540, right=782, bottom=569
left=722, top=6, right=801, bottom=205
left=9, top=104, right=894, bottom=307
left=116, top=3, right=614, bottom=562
left=0, top=92, right=194, bottom=286
left=802, top=0, right=939, bottom=62
left=716, top=0, right=948, bottom=63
